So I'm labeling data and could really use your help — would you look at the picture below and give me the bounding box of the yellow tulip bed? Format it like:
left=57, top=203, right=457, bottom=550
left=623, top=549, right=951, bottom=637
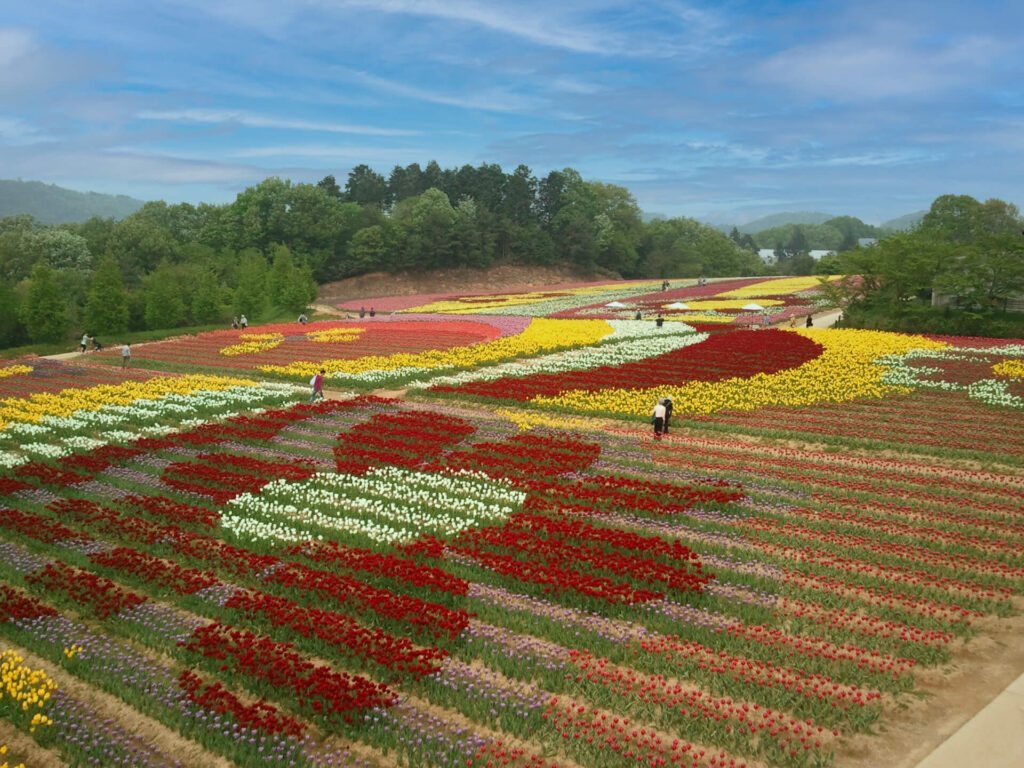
left=0, top=374, right=254, bottom=429
left=716, top=275, right=842, bottom=298
left=219, top=332, right=284, bottom=356
left=0, top=649, right=55, bottom=735
left=993, top=359, right=1024, bottom=379
left=306, top=327, right=366, bottom=343
left=0, top=366, right=32, bottom=380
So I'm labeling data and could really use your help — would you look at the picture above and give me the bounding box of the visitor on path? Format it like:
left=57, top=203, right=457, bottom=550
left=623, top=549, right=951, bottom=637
left=662, top=397, right=673, bottom=434
left=240, top=314, right=248, bottom=329
left=298, top=313, right=308, bottom=324
left=789, top=316, right=797, bottom=328
left=309, top=368, right=325, bottom=404
left=652, top=399, right=667, bottom=439
left=369, top=307, right=376, bottom=318
left=91, top=337, right=103, bottom=351
left=762, top=312, right=770, bottom=327
left=232, top=316, right=239, bottom=329
left=121, top=343, right=131, bottom=369
left=635, top=310, right=642, bottom=320
left=80, top=333, right=89, bottom=353
left=805, top=315, right=813, bottom=328
left=359, top=307, right=366, bottom=318
left=656, top=315, right=664, bottom=328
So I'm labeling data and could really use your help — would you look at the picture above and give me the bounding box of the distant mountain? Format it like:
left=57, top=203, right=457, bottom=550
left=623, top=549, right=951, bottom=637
left=880, top=210, right=926, bottom=231
left=0, top=179, right=145, bottom=224
left=733, top=212, right=835, bottom=234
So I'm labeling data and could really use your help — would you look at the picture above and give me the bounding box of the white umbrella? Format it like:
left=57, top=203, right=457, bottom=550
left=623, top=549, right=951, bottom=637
left=665, top=302, right=689, bottom=309
left=741, top=302, right=764, bottom=311
left=605, top=301, right=627, bottom=308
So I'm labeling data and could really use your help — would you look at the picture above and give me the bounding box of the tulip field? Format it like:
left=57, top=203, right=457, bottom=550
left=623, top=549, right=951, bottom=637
left=1, top=275, right=1023, bottom=768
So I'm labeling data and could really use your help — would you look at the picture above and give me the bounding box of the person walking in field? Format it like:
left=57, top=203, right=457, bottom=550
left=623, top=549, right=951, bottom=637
left=652, top=398, right=667, bottom=440
left=309, top=368, right=326, bottom=404
left=80, top=333, right=89, bottom=353
left=662, top=396, right=673, bottom=435
left=120, top=343, right=131, bottom=369
left=240, top=314, right=248, bottom=329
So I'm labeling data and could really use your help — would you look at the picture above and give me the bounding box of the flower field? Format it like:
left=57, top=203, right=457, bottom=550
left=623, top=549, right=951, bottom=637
left=1, top=277, right=1023, bottom=768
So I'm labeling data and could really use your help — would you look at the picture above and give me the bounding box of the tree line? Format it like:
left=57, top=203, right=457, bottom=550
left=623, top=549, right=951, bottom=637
left=827, top=194, right=1024, bottom=337
left=0, top=162, right=768, bottom=348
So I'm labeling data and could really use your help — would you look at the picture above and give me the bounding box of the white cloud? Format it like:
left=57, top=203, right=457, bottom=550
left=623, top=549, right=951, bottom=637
left=757, top=28, right=1005, bottom=100
left=136, top=109, right=420, bottom=136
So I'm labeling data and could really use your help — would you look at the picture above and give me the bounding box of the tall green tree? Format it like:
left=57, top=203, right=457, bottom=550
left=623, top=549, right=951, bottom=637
left=85, top=256, right=130, bottom=335
left=191, top=269, right=227, bottom=324
left=233, top=250, right=269, bottom=319
left=20, top=263, right=71, bottom=343
left=344, top=165, right=390, bottom=209
left=144, top=261, right=187, bottom=330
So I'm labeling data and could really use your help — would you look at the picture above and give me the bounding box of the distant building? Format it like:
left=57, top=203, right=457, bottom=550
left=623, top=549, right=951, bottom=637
left=758, top=249, right=835, bottom=265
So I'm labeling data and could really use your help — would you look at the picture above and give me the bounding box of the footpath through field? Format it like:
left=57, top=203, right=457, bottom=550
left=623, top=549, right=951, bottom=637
left=911, top=673, right=1024, bottom=768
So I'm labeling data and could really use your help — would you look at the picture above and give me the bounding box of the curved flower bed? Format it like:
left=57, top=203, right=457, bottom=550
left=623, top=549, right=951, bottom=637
left=533, top=328, right=947, bottom=417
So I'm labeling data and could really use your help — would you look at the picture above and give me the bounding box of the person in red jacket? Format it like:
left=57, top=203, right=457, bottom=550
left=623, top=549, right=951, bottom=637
left=309, top=369, right=325, bottom=403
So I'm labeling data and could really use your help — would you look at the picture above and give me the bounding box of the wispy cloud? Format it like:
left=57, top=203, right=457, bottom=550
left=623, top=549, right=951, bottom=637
left=757, top=26, right=1006, bottom=100
left=136, top=109, right=421, bottom=136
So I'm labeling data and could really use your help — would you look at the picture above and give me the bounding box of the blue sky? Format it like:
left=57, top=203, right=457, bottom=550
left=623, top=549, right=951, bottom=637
left=1, top=0, right=1020, bottom=224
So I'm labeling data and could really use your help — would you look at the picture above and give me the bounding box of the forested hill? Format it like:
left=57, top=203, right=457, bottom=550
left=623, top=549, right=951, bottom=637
left=0, top=179, right=144, bottom=224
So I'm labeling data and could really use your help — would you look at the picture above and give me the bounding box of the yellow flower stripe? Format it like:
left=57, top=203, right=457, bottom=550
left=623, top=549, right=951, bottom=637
left=307, top=327, right=365, bottom=343
left=0, top=366, right=32, bottom=379
left=671, top=299, right=784, bottom=310
left=0, top=649, right=56, bottom=734
left=495, top=408, right=607, bottom=433
left=0, top=374, right=254, bottom=429
left=260, top=319, right=613, bottom=378
left=993, top=359, right=1024, bottom=379
left=532, top=328, right=949, bottom=416
left=716, top=276, right=842, bottom=298
left=220, top=332, right=283, bottom=356
left=405, top=281, right=665, bottom=314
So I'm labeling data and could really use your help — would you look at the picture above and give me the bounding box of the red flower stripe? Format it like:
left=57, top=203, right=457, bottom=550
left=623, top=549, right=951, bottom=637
left=437, top=434, right=602, bottom=479
left=461, top=520, right=710, bottom=595
left=88, top=547, right=222, bottom=595
left=0, top=477, right=33, bottom=495
left=16, top=460, right=89, bottom=487
left=333, top=409, right=476, bottom=471
left=223, top=590, right=447, bottom=678
left=177, top=669, right=306, bottom=738
left=263, top=563, right=470, bottom=641
left=25, top=562, right=146, bottom=619
left=0, top=585, right=58, bottom=622
left=0, top=506, right=84, bottom=543
left=567, top=650, right=836, bottom=762
left=179, top=621, right=394, bottom=724
left=286, top=540, right=469, bottom=596
left=121, top=494, right=221, bottom=529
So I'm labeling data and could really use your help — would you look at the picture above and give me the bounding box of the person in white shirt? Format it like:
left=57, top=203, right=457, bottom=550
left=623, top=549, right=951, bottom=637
left=652, top=399, right=667, bottom=439
left=121, top=343, right=131, bottom=369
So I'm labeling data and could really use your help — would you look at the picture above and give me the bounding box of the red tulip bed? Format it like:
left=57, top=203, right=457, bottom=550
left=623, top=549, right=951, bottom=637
left=0, top=357, right=162, bottom=399
left=84, top=318, right=511, bottom=375
left=1, top=320, right=1023, bottom=768
left=428, top=329, right=821, bottom=402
